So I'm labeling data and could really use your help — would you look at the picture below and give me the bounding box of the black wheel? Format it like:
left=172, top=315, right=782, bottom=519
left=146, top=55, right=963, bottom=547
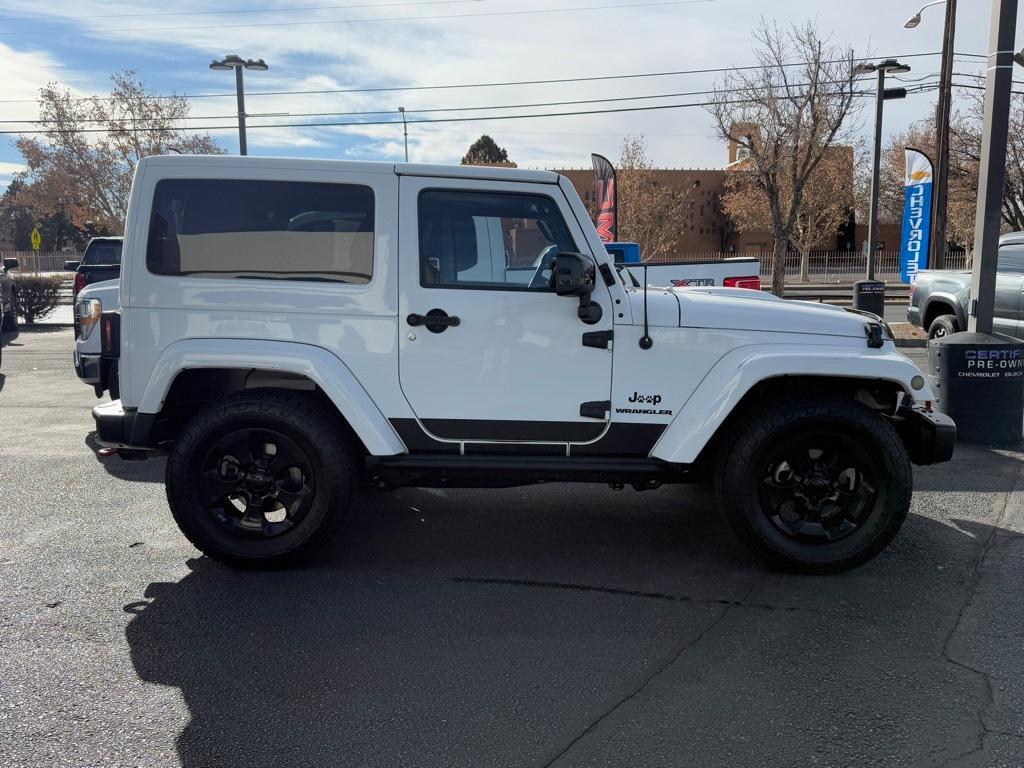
left=927, top=314, right=957, bottom=340
left=714, top=394, right=912, bottom=574
left=166, top=389, right=356, bottom=567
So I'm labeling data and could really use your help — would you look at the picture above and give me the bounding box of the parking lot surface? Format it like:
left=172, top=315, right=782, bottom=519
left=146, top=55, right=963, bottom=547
left=2, top=328, right=1024, bottom=768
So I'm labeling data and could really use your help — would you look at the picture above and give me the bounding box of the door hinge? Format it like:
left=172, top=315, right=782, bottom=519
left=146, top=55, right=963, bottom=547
left=580, top=400, right=611, bottom=419
left=582, top=330, right=614, bottom=349
left=598, top=263, right=617, bottom=287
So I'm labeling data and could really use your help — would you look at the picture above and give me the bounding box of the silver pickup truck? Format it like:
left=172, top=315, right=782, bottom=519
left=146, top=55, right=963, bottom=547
left=908, top=232, right=1024, bottom=339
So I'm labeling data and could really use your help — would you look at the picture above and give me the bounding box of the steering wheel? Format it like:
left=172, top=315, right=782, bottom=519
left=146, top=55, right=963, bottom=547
left=528, top=245, right=560, bottom=289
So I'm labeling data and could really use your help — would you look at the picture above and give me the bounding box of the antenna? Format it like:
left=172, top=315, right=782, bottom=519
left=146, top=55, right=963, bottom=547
left=639, top=264, right=653, bottom=350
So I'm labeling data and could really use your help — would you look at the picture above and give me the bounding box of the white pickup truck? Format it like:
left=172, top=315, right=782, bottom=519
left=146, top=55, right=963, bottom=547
left=92, top=155, right=954, bottom=572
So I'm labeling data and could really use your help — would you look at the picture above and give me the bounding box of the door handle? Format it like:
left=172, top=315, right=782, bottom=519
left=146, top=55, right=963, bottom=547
left=407, top=309, right=461, bottom=333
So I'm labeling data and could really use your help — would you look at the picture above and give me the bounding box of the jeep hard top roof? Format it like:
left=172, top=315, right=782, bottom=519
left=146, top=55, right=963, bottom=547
left=138, top=155, right=561, bottom=185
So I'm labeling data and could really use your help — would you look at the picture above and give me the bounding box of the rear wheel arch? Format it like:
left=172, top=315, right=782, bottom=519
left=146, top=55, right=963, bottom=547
left=922, top=298, right=960, bottom=331
left=152, top=367, right=369, bottom=455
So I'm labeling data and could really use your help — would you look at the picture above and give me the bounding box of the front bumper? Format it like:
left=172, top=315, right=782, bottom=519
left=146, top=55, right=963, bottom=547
left=907, top=305, right=922, bottom=328
left=74, top=351, right=102, bottom=385
left=92, top=400, right=157, bottom=453
left=894, top=403, right=956, bottom=465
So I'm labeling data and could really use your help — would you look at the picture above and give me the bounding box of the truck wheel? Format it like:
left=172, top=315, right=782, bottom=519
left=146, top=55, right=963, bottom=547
left=165, top=389, right=355, bottom=568
left=714, top=395, right=912, bottom=574
left=927, top=314, right=957, bottom=340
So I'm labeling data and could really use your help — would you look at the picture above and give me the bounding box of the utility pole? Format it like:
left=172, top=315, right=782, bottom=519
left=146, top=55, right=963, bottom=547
left=399, top=107, right=409, bottom=162
left=904, top=0, right=957, bottom=269
left=866, top=65, right=886, bottom=281
left=932, top=0, right=957, bottom=268
left=968, top=0, right=1017, bottom=334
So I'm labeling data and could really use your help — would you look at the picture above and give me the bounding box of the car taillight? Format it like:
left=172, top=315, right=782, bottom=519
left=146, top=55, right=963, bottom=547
left=100, top=311, right=120, bottom=358
left=73, top=272, right=86, bottom=296
left=724, top=276, right=761, bottom=290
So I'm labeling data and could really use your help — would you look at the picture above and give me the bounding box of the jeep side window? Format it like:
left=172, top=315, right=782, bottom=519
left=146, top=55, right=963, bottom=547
left=417, top=189, right=577, bottom=290
left=998, top=245, right=1024, bottom=273
left=146, top=179, right=375, bottom=283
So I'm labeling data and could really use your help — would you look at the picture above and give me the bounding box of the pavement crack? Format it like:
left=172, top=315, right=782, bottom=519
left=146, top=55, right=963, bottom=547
left=537, top=580, right=759, bottom=768
left=453, top=576, right=827, bottom=615
left=937, top=477, right=1017, bottom=768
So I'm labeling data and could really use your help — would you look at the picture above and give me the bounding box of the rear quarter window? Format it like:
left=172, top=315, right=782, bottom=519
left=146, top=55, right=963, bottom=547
left=146, top=178, right=375, bottom=283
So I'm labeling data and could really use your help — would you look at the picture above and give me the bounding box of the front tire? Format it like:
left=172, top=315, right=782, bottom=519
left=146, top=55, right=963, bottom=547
left=714, top=395, right=912, bottom=574
left=166, top=390, right=355, bottom=568
left=927, top=314, right=957, bottom=340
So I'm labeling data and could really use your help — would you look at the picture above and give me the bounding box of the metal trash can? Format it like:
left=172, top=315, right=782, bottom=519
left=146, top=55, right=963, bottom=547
left=928, top=331, right=1024, bottom=444
left=852, top=280, right=886, bottom=317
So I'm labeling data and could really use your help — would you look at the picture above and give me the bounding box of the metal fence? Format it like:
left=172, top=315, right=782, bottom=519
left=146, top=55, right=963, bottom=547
left=656, top=250, right=970, bottom=284
left=3, top=250, right=82, bottom=275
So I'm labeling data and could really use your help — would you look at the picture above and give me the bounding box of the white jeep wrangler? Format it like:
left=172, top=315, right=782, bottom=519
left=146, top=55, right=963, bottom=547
left=92, top=155, right=954, bottom=572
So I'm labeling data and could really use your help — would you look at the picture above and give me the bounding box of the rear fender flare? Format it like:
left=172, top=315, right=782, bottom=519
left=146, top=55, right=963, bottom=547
left=650, top=344, right=932, bottom=464
left=138, top=338, right=404, bottom=456
left=923, top=292, right=966, bottom=329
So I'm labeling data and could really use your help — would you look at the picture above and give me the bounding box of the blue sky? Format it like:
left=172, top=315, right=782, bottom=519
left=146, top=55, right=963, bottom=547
left=0, top=0, right=1020, bottom=189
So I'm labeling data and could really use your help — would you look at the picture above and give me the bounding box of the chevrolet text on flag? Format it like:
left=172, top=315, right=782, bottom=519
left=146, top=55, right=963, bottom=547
left=900, top=148, right=934, bottom=284
left=591, top=153, right=617, bottom=243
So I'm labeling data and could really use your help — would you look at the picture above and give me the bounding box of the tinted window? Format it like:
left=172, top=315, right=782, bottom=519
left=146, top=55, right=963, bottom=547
left=83, top=240, right=122, bottom=265
left=418, top=190, right=577, bottom=290
left=999, top=245, right=1024, bottom=273
left=147, top=179, right=374, bottom=283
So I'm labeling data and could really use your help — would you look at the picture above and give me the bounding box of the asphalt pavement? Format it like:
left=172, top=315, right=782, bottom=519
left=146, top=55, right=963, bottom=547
left=2, top=328, right=1024, bottom=768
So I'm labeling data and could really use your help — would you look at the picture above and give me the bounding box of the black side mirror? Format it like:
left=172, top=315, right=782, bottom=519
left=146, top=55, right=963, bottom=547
left=3, top=257, right=18, bottom=271
left=64, top=260, right=81, bottom=272
left=551, top=252, right=602, bottom=325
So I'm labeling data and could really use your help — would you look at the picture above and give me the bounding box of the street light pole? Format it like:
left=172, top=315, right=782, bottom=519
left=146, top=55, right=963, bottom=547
left=867, top=65, right=886, bottom=281
left=235, top=66, right=248, bottom=156
left=967, top=0, right=1018, bottom=335
left=853, top=58, right=910, bottom=315
left=209, top=55, right=269, bottom=157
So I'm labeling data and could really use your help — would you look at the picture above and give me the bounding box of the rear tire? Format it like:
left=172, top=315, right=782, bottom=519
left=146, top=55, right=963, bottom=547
left=714, top=394, right=912, bottom=574
left=927, top=314, right=957, bottom=340
left=165, top=389, right=355, bottom=568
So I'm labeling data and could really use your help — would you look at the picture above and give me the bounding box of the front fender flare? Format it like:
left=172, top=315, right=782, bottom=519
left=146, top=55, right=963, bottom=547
left=650, top=343, right=932, bottom=464
left=138, top=338, right=404, bottom=456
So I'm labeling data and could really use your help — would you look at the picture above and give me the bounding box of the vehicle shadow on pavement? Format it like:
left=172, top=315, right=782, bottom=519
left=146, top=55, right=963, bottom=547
left=84, top=432, right=164, bottom=482
left=122, top=479, right=1024, bottom=768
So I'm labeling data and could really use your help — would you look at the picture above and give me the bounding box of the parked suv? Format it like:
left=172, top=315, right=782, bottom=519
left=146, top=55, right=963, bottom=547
left=1, top=256, right=19, bottom=367
left=93, top=155, right=954, bottom=572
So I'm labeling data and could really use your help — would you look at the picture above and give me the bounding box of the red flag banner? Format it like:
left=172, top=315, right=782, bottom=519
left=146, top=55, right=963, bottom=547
left=591, top=153, right=617, bottom=243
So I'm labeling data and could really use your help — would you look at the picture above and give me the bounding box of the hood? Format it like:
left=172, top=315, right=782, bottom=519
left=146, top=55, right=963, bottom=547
left=671, top=287, right=874, bottom=338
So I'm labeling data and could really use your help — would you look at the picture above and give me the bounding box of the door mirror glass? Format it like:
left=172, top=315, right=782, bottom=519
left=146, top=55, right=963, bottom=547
left=552, top=252, right=595, bottom=297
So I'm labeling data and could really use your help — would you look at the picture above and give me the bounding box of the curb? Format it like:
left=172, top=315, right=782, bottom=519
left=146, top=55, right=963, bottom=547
left=894, top=338, right=927, bottom=348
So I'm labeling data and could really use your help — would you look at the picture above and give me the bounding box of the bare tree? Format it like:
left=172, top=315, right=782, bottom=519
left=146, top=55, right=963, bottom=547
left=707, top=20, right=862, bottom=295
left=616, top=134, right=689, bottom=262
left=14, top=70, right=222, bottom=233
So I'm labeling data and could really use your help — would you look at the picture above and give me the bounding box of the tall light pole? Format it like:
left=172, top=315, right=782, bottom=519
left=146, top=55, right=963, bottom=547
left=398, top=106, right=409, bottom=162
left=852, top=59, right=911, bottom=314
left=209, top=54, right=269, bottom=156
left=905, top=0, right=957, bottom=269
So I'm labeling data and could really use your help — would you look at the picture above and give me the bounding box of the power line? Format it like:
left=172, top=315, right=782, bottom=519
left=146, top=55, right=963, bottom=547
left=5, top=78, right=946, bottom=126
left=0, top=0, right=484, bottom=23
left=0, top=88, right=927, bottom=137
left=0, top=50, right=953, bottom=104
left=0, top=0, right=717, bottom=37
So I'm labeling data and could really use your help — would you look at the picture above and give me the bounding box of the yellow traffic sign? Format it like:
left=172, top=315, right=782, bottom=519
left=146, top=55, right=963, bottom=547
left=30, top=227, right=41, bottom=251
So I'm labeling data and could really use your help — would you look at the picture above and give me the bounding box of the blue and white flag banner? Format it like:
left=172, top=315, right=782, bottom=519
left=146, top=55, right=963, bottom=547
left=899, top=148, right=934, bottom=284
